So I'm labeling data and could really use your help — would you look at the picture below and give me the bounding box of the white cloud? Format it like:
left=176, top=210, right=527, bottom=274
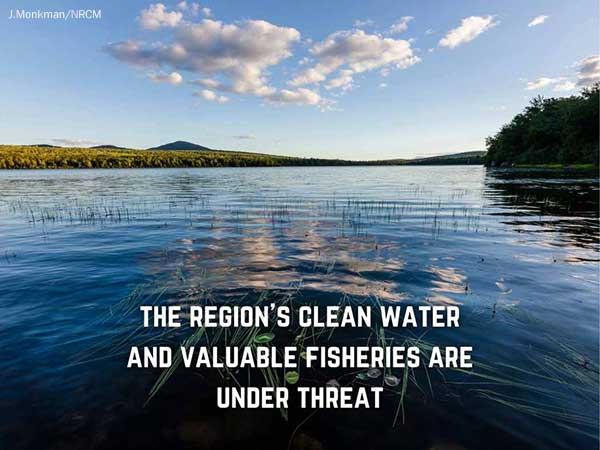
left=196, top=89, right=229, bottom=103
left=354, top=19, right=374, bottom=28
left=525, top=77, right=563, bottom=90
left=138, top=3, right=183, bottom=30
left=553, top=80, right=576, bottom=92
left=298, top=57, right=311, bottom=66
left=289, top=29, right=420, bottom=92
left=290, top=67, right=327, bottom=86
left=110, top=11, right=427, bottom=107
left=528, top=15, right=548, bottom=27
left=389, top=16, right=414, bottom=34
left=325, top=69, right=354, bottom=90
left=148, top=71, right=183, bottom=84
left=523, top=55, right=598, bottom=94
left=190, top=77, right=327, bottom=107
left=439, top=15, right=498, bottom=48
left=576, top=55, right=600, bottom=87
left=51, top=138, right=103, bottom=147
left=175, top=1, right=204, bottom=17
left=523, top=55, right=599, bottom=93
left=379, top=82, right=387, bottom=88
left=107, top=19, right=301, bottom=101
left=267, top=88, right=324, bottom=106
left=425, top=28, right=434, bottom=35
left=191, top=78, right=221, bottom=89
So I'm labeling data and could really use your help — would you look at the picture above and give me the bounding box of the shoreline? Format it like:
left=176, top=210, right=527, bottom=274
left=0, top=145, right=485, bottom=170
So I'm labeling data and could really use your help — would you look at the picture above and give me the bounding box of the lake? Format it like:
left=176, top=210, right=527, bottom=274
left=0, top=166, right=598, bottom=450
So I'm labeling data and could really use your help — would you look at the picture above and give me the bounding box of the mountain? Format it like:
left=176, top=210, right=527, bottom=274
left=90, top=144, right=127, bottom=149
left=148, top=141, right=212, bottom=151
left=405, top=151, right=486, bottom=165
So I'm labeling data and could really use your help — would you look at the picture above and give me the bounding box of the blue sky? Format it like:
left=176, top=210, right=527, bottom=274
left=1, top=0, right=598, bottom=159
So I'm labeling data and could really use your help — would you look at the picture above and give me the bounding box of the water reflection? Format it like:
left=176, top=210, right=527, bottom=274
left=0, top=166, right=597, bottom=450
left=484, top=169, right=599, bottom=250
left=151, top=217, right=410, bottom=300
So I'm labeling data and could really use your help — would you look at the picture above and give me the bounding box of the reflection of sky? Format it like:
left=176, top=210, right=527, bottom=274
left=0, top=167, right=597, bottom=322
left=169, top=216, right=410, bottom=299
left=426, top=266, right=467, bottom=306
left=144, top=207, right=480, bottom=308
left=3, top=167, right=593, bottom=308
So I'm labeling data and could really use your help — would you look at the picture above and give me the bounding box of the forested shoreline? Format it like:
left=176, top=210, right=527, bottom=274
left=484, top=84, right=599, bottom=167
left=0, top=146, right=483, bottom=169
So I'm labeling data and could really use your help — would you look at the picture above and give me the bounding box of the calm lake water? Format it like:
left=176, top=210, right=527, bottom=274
left=0, top=166, right=598, bottom=450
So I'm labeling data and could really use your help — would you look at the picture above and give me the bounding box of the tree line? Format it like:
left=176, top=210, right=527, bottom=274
left=485, top=83, right=599, bottom=167
left=0, top=146, right=362, bottom=169
left=0, top=146, right=484, bottom=169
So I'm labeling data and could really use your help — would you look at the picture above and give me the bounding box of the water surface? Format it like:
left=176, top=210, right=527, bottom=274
left=0, top=166, right=598, bottom=450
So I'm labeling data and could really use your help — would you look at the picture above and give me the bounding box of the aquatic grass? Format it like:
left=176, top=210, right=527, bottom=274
left=146, top=325, right=207, bottom=405
left=442, top=340, right=599, bottom=438
left=72, top=237, right=598, bottom=442
left=475, top=390, right=598, bottom=439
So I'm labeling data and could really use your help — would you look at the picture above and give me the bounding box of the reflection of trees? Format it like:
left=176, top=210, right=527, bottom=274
left=483, top=169, right=599, bottom=249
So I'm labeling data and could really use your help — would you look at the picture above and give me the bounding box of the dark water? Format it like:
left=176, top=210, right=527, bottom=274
left=0, top=166, right=598, bottom=450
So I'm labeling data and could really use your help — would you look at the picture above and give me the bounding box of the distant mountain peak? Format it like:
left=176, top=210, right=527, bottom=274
left=148, top=141, right=211, bottom=151
left=90, top=144, right=126, bottom=149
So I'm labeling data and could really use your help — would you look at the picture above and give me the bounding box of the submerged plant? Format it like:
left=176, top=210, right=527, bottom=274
left=285, top=371, right=300, bottom=385
left=254, top=332, right=275, bottom=344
